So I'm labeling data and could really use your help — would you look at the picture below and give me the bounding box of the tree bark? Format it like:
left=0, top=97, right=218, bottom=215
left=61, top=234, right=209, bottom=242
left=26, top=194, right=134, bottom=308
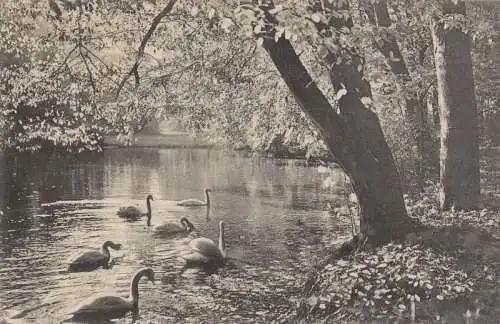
left=261, top=11, right=414, bottom=244
left=431, top=1, right=480, bottom=210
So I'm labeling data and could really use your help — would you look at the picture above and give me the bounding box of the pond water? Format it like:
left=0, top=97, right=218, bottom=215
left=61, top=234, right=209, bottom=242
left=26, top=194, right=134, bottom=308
left=0, top=148, right=351, bottom=323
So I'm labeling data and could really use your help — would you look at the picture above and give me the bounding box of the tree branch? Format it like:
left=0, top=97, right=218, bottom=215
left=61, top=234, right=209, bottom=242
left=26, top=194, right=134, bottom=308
left=51, top=44, right=79, bottom=77
left=115, top=0, right=179, bottom=98
left=48, top=0, right=62, bottom=21
left=79, top=47, right=97, bottom=97
left=80, top=44, right=112, bottom=71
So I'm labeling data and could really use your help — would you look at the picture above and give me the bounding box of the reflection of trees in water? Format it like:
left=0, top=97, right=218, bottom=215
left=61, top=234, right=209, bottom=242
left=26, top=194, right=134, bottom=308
left=0, top=160, right=34, bottom=254
left=105, top=148, right=161, bottom=167
left=35, top=152, right=105, bottom=202
left=157, top=149, right=215, bottom=198
left=0, top=152, right=105, bottom=254
left=101, top=148, right=345, bottom=217
left=104, top=148, right=161, bottom=197
left=153, top=149, right=338, bottom=209
left=0, top=153, right=40, bottom=236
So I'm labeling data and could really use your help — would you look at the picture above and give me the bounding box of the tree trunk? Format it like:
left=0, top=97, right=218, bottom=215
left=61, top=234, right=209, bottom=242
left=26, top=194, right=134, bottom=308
left=262, top=0, right=416, bottom=244
left=262, top=35, right=413, bottom=245
left=408, top=97, right=426, bottom=191
left=431, top=1, right=480, bottom=210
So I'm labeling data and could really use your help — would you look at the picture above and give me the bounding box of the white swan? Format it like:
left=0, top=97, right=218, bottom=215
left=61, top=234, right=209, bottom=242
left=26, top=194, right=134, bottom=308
left=152, top=217, right=195, bottom=236
left=67, top=241, right=122, bottom=272
left=68, top=268, right=154, bottom=321
left=117, top=195, right=153, bottom=224
left=181, top=220, right=226, bottom=266
left=177, top=188, right=212, bottom=207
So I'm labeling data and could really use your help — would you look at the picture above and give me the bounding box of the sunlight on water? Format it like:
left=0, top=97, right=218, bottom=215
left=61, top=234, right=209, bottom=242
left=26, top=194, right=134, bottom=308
left=0, top=148, right=349, bottom=323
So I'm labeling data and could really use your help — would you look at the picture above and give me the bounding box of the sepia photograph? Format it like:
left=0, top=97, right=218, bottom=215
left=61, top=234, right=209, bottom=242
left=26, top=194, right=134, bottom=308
left=0, top=0, right=498, bottom=323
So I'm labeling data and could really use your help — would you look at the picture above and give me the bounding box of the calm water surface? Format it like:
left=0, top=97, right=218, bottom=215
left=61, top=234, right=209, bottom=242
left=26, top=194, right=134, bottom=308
left=0, top=148, right=350, bottom=323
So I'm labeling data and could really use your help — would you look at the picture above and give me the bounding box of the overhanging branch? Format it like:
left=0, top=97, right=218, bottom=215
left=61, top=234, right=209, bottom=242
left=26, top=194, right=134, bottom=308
left=115, top=0, right=179, bottom=98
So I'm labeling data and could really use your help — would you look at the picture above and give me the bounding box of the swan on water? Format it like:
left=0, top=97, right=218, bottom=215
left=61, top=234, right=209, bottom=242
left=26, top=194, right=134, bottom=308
left=177, top=189, right=212, bottom=207
left=181, top=220, right=226, bottom=266
left=117, top=194, right=153, bottom=224
left=67, top=268, right=155, bottom=322
left=152, top=216, right=195, bottom=236
left=67, top=241, right=122, bottom=272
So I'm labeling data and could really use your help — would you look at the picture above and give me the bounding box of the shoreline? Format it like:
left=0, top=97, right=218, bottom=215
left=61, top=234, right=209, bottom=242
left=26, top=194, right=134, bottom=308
left=103, top=133, right=215, bottom=149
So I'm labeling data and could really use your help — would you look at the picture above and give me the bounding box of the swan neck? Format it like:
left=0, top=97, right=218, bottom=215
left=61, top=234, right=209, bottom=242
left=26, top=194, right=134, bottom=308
left=205, top=190, right=210, bottom=206
left=219, top=225, right=226, bottom=257
left=183, top=219, right=193, bottom=232
left=130, top=271, right=143, bottom=307
left=101, top=242, right=111, bottom=261
left=146, top=199, right=152, bottom=226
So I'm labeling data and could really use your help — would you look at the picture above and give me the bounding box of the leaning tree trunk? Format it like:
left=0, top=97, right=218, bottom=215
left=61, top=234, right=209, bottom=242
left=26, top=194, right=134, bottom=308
left=263, top=37, right=412, bottom=244
left=431, top=1, right=480, bottom=210
left=258, top=2, right=415, bottom=245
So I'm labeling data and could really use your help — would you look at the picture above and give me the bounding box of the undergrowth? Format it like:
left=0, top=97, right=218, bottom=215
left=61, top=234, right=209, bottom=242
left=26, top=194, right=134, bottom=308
left=276, top=186, right=500, bottom=323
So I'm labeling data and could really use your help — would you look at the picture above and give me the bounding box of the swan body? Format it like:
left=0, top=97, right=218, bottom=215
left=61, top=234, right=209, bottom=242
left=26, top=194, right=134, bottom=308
left=181, top=220, right=226, bottom=265
left=152, top=217, right=194, bottom=236
left=117, top=194, right=153, bottom=220
left=178, top=189, right=212, bottom=207
left=68, top=268, right=154, bottom=321
left=68, top=241, right=122, bottom=272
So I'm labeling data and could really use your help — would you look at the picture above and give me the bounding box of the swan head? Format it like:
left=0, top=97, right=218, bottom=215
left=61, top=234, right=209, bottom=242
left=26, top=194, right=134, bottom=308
left=142, top=267, right=155, bottom=284
left=146, top=194, right=154, bottom=201
left=205, top=188, right=212, bottom=194
left=219, top=220, right=224, bottom=231
left=180, top=217, right=195, bottom=232
left=103, top=241, right=122, bottom=250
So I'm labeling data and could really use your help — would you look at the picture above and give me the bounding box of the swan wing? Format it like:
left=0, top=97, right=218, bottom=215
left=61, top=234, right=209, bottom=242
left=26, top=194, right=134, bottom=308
left=72, top=295, right=131, bottom=319
left=152, top=222, right=183, bottom=233
left=187, top=238, right=221, bottom=258
left=180, top=250, right=211, bottom=263
left=117, top=206, right=141, bottom=218
left=69, top=251, right=106, bottom=266
left=177, top=199, right=205, bottom=207
left=181, top=231, right=200, bottom=244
